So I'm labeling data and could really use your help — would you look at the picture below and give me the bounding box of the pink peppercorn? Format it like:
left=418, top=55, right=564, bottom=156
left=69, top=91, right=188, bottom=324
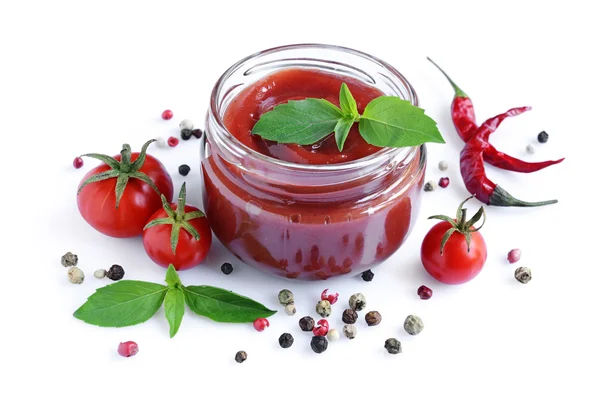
left=167, top=136, right=179, bottom=147
left=321, top=288, right=339, bottom=305
left=313, top=319, right=329, bottom=336
left=507, top=249, right=521, bottom=264
left=161, top=109, right=173, bottom=120
left=438, top=177, right=450, bottom=188
left=117, top=341, right=138, bottom=357
left=417, top=285, right=433, bottom=300
left=253, top=317, right=269, bottom=332
left=73, top=157, right=84, bottom=169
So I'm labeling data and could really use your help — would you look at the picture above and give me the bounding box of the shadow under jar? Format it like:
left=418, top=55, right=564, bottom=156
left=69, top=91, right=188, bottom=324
left=201, top=44, right=426, bottom=280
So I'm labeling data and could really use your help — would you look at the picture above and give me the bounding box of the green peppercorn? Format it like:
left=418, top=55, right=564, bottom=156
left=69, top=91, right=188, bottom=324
left=384, top=338, right=402, bottom=354
left=278, top=333, right=294, bottom=348
left=424, top=181, right=435, bottom=192
left=342, top=308, right=358, bottom=324
left=234, top=351, right=247, bottom=363
left=404, top=315, right=424, bottom=335
left=349, top=293, right=366, bottom=311
left=515, top=266, right=532, bottom=284
left=310, top=336, right=328, bottom=353
left=316, top=299, right=332, bottom=318
left=61, top=252, right=78, bottom=267
left=343, top=324, right=357, bottom=339
left=299, top=316, right=315, bottom=332
left=278, top=289, right=294, bottom=306
left=365, top=311, right=382, bottom=326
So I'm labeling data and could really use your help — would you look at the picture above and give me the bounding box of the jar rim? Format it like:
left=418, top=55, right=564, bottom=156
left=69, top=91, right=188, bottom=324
left=209, top=43, right=420, bottom=172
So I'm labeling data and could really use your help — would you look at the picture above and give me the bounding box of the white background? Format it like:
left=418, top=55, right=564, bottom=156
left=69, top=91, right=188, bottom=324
left=1, top=1, right=598, bottom=408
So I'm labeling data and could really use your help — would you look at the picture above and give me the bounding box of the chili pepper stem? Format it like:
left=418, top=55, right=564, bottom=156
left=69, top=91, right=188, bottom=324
left=427, top=57, right=468, bottom=98
left=490, top=185, right=558, bottom=207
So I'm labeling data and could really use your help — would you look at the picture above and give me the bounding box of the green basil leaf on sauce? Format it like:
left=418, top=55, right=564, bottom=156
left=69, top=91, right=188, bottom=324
left=339, top=83, right=359, bottom=120
left=183, top=285, right=277, bottom=323
left=334, top=117, right=355, bottom=152
left=73, top=281, right=167, bottom=327
left=252, top=98, right=343, bottom=145
left=359, top=96, right=445, bottom=147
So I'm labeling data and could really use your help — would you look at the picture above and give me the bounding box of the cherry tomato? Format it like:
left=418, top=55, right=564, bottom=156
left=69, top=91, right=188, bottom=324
left=77, top=143, right=173, bottom=238
left=420, top=220, right=487, bottom=284
left=142, top=187, right=212, bottom=270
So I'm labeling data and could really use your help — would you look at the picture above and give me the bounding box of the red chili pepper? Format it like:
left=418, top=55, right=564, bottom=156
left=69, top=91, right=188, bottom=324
left=428, top=58, right=564, bottom=206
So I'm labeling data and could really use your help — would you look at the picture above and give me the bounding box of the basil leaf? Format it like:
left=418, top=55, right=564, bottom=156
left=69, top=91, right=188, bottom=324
left=359, top=96, right=445, bottom=147
left=339, top=83, right=359, bottom=119
left=183, top=285, right=277, bottom=323
left=334, top=117, right=354, bottom=152
left=252, top=98, right=343, bottom=145
left=73, top=281, right=167, bottom=327
left=165, top=264, right=182, bottom=288
left=164, top=287, right=185, bottom=338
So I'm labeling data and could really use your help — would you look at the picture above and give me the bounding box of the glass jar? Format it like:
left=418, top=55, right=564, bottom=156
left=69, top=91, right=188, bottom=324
left=201, top=44, right=426, bottom=280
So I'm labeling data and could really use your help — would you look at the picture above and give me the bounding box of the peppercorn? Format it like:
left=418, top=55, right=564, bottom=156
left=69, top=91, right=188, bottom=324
left=365, top=311, right=382, bottom=326
left=73, top=157, right=84, bottom=169
left=221, top=262, right=233, bottom=275
left=313, top=319, right=329, bottom=337
left=61, top=251, right=78, bottom=267
left=284, top=304, right=296, bottom=316
left=514, top=266, right=532, bottom=284
left=507, top=249, right=521, bottom=264
left=321, top=288, right=339, bottom=304
left=310, top=336, right=328, bottom=354
left=167, top=136, right=179, bottom=147
left=235, top=351, right=247, bottom=363
left=67, top=267, right=84, bottom=284
left=349, top=293, right=366, bottom=311
left=253, top=318, right=269, bottom=332
left=342, top=308, right=358, bottom=324
left=117, top=341, right=139, bottom=357
left=161, top=109, right=173, bottom=120
left=316, top=299, right=332, bottom=318
left=537, top=130, right=549, bottom=143
left=424, top=181, right=435, bottom=192
left=180, top=119, right=194, bottom=130
left=438, top=177, right=450, bottom=188
left=180, top=129, right=193, bottom=140
left=438, top=160, right=449, bottom=171
left=93, top=269, right=107, bottom=279
left=404, top=315, right=424, bottom=335
left=278, top=289, right=294, bottom=305
left=384, top=338, right=402, bottom=354
left=526, top=144, right=535, bottom=154
left=278, top=333, right=294, bottom=348
left=361, top=269, right=374, bottom=282
left=299, top=316, right=315, bottom=331
left=155, top=137, right=166, bottom=148
left=343, top=324, right=357, bottom=339
left=327, top=329, right=340, bottom=342
left=178, top=164, right=191, bottom=176
left=417, top=285, right=433, bottom=300
left=192, top=129, right=204, bottom=139
left=106, top=264, right=125, bottom=281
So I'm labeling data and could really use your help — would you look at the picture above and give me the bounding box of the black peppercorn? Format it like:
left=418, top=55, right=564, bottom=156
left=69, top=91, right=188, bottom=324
left=299, top=316, right=315, bottom=332
left=180, top=129, right=193, bottom=140
left=537, top=130, right=549, bottom=143
left=365, top=311, right=382, bottom=326
left=310, top=336, right=328, bottom=354
left=106, top=264, right=125, bottom=281
left=192, top=129, right=204, bottom=139
left=384, top=338, right=402, bottom=354
left=278, top=333, right=294, bottom=348
left=361, top=269, right=374, bottom=282
left=342, top=308, right=358, bottom=324
left=178, top=164, right=191, bottom=176
left=424, top=181, right=435, bottom=192
left=234, top=351, right=247, bottom=363
left=221, top=262, right=233, bottom=275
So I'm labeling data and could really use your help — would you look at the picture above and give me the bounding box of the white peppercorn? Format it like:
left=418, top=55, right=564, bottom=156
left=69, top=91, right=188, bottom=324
left=343, top=324, right=357, bottom=339
left=349, top=293, right=366, bottom=311
left=438, top=160, right=449, bottom=171
left=67, top=267, right=84, bottom=284
left=179, top=119, right=194, bottom=130
left=93, top=269, right=107, bottom=279
left=155, top=137, right=166, bottom=148
left=284, top=303, right=296, bottom=316
left=526, top=144, right=535, bottom=154
left=404, top=315, right=424, bottom=335
left=316, top=299, right=332, bottom=318
left=327, top=329, right=340, bottom=342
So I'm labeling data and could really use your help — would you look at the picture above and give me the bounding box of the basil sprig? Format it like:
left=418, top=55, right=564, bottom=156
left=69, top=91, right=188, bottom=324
left=252, top=83, right=444, bottom=151
left=73, top=265, right=276, bottom=337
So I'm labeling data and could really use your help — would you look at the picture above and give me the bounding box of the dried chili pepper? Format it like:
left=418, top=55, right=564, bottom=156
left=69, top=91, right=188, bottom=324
left=428, top=58, right=564, bottom=207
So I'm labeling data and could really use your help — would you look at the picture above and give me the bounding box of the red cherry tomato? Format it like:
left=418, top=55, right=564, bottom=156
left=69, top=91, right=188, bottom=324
left=77, top=147, right=173, bottom=238
left=420, top=220, right=487, bottom=284
left=143, top=203, right=212, bottom=270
